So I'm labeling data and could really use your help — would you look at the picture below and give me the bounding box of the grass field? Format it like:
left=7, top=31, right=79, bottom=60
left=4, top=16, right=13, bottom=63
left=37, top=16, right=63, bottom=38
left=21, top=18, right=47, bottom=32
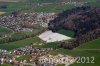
left=23, top=3, right=74, bottom=13
left=0, top=2, right=74, bottom=15
left=0, top=0, right=20, bottom=2
left=75, top=38, right=100, bottom=49
left=0, top=0, right=98, bottom=15
left=42, top=42, right=61, bottom=49
left=57, top=29, right=75, bottom=37
left=0, top=0, right=99, bottom=15
left=0, top=2, right=27, bottom=14
left=0, top=36, right=41, bottom=50
left=0, top=26, right=13, bottom=34
left=24, top=0, right=98, bottom=3
left=24, top=0, right=58, bottom=3
left=1, top=63, right=12, bottom=66
left=49, top=38, right=100, bottom=66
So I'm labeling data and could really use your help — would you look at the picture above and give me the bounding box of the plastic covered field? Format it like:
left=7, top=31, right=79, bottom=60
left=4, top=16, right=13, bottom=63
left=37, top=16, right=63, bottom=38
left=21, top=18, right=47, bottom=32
left=39, top=31, right=71, bottom=43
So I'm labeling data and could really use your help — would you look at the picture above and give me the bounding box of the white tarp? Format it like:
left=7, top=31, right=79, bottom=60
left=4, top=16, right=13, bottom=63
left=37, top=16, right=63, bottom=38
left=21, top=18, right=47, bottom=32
left=39, top=31, right=71, bottom=43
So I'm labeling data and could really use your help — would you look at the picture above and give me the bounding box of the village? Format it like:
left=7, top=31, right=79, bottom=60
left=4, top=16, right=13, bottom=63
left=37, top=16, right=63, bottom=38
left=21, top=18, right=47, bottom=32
left=0, top=12, right=56, bottom=32
left=0, top=0, right=99, bottom=66
left=0, top=45, right=76, bottom=66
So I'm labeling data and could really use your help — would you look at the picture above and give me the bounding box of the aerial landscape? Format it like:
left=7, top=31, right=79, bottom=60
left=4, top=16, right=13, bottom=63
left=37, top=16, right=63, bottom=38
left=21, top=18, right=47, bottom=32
left=0, top=0, right=100, bottom=66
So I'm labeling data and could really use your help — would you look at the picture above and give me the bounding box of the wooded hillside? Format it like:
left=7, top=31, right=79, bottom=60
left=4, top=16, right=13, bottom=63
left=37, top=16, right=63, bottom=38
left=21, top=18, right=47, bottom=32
left=48, top=6, right=100, bottom=49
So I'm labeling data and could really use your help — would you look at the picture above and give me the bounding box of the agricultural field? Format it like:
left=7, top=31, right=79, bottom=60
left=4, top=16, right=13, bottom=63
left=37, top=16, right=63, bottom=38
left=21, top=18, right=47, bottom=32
left=0, top=35, right=60, bottom=51
left=24, top=0, right=58, bottom=3
left=40, top=42, right=61, bottom=49
left=1, top=63, right=12, bottom=66
left=0, top=0, right=20, bottom=2
left=57, top=29, right=75, bottom=37
left=0, top=0, right=99, bottom=15
left=0, top=26, right=13, bottom=34
left=23, top=0, right=99, bottom=3
left=0, top=1, right=74, bottom=15
left=0, top=2, right=27, bottom=15
left=49, top=38, right=100, bottom=66
left=23, top=3, right=74, bottom=13
left=0, top=36, right=41, bottom=51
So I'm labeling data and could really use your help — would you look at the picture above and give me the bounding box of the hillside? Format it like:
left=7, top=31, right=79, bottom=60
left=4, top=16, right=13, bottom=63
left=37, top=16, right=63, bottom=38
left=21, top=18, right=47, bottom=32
left=0, top=0, right=100, bottom=66
left=48, top=6, right=100, bottom=49
left=49, top=38, right=100, bottom=66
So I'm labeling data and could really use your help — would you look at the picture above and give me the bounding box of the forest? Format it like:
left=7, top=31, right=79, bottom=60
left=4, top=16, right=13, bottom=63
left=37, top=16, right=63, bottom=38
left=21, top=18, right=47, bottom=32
left=48, top=6, right=100, bottom=49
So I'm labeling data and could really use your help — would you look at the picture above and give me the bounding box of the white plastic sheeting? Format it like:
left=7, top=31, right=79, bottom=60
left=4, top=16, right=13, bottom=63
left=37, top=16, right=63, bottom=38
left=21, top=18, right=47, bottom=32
left=39, top=31, right=71, bottom=43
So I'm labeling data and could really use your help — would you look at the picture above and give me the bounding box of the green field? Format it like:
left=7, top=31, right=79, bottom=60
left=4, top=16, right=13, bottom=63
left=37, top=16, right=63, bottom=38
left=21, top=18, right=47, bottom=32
left=75, top=38, right=100, bottom=49
left=24, top=0, right=98, bottom=3
left=0, top=0, right=99, bottom=15
left=0, top=36, right=41, bottom=50
left=57, top=29, right=75, bottom=37
left=0, top=0, right=69, bottom=15
left=24, top=0, right=58, bottom=3
left=49, top=38, right=100, bottom=66
left=40, top=42, right=61, bottom=49
left=24, top=2, right=74, bottom=13
left=0, top=2, right=74, bottom=14
left=0, top=35, right=61, bottom=51
left=0, top=26, right=13, bottom=34
left=1, top=63, right=12, bottom=66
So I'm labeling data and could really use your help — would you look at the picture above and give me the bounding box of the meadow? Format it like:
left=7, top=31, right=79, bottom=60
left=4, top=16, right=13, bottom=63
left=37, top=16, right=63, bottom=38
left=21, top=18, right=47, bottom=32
left=0, top=26, right=13, bottom=34
left=0, top=0, right=99, bottom=15
left=0, top=0, right=20, bottom=2
left=0, top=36, right=40, bottom=50
left=49, top=38, right=100, bottom=66
left=57, top=29, right=75, bottom=37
